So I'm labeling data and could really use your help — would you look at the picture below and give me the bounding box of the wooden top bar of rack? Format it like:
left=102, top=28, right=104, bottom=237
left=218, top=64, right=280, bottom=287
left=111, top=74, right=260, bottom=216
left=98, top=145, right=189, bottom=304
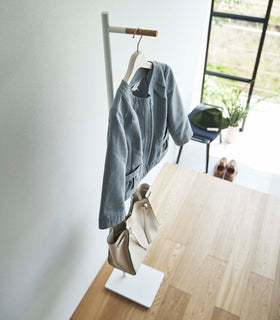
left=125, top=28, right=158, bottom=37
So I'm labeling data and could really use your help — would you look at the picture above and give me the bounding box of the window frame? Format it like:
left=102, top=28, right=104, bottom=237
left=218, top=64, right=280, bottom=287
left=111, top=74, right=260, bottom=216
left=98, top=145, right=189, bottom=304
left=200, top=0, right=274, bottom=131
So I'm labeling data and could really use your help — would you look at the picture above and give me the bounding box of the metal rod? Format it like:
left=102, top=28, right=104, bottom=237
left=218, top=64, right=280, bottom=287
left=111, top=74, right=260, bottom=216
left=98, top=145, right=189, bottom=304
left=176, top=146, right=183, bottom=164
left=108, top=26, right=126, bottom=34
left=200, top=0, right=215, bottom=103
left=240, top=0, right=274, bottom=131
left=206, top=143, right=210, bottom=174
left=205, top=70, right=252, bottom=83
left=101, top=12, right=114, bottom=109
left=212, top=11, right=266, bottom=23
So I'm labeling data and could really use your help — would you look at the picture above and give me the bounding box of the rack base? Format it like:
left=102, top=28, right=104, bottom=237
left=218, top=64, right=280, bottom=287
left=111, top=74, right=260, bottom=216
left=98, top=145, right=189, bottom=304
left=105, top=264, right=164, bottom=308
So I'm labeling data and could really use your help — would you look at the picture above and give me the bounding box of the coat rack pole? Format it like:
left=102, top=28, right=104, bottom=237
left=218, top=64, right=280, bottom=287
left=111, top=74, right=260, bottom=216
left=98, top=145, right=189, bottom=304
left=101, top=12, right=163, bottom=308
left=101, top=11, right=158, bottom=110
left=101, top=12, right=114, bottom=110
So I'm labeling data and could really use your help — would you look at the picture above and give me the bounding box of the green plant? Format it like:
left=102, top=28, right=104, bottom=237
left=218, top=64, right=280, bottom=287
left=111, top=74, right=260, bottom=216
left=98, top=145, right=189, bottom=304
left=225, top=102, right=249, bottom=126
left=203, top=77, right=274, bottom=127
left=221, top=82, right=274, bottom=126
left=220, top=85, right=249, bottom=126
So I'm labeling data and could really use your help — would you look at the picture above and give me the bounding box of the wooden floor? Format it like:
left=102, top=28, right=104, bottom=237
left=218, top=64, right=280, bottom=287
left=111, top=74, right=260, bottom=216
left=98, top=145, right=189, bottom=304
left=71, top=163, right=280, bottom=320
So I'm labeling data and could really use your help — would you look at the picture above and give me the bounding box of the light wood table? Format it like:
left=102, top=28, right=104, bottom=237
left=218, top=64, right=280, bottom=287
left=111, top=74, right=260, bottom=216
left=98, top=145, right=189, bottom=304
left=71, top=163, right=280, bottom=320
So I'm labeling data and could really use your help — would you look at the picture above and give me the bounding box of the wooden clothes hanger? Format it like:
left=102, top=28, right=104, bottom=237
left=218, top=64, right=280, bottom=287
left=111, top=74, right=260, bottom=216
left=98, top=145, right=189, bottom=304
left=123, top=31, right=153, bottom=84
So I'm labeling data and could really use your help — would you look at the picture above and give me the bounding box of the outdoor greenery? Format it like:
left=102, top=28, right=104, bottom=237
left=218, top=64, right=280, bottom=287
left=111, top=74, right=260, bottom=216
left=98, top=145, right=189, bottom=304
left=204, top=0, right=280, bottom=105
left=203, top=76, right=249, bottom=126
left=220, top=86, right=249, bottom=126
left=226, top=104, right=249, bottom=126
left=202, top=75, right=245, bottom=107
left=202, top=76, right=272, bottom=126
left=214, top=0, right=273, bottom=17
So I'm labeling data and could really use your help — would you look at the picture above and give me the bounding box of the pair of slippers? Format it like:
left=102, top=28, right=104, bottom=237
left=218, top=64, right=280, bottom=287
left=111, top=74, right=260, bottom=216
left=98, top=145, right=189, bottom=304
left=214, top=157, right=238, bottom=182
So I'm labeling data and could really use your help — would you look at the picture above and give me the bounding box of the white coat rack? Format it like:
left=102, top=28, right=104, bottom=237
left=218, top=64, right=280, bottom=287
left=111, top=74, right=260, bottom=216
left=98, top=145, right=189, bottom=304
left=101, top=11, right=164, bottom=308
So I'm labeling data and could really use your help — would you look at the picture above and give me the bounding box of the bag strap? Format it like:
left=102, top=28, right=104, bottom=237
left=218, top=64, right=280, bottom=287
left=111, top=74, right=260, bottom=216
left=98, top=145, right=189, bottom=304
left=139, top=183, right=151, bottom=199
left=146, top=189, right=151, bottom=199
left=126, top=187, right=142, bottom=219
left=134, top=188, right=143, bottom=200
left=128, top=228, right=149, bottom=250
left=126, top=184, right=152, bottom=219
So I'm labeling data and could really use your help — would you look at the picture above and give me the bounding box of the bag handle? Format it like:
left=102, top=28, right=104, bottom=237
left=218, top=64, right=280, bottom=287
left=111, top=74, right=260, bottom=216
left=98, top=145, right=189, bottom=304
left=134, top=188, right=143, bottom=200
left=126, top=184, right=152, bottom=219
left=126, top=187, right=142, bottom=219
left=128, top=228, right=149, bottom=250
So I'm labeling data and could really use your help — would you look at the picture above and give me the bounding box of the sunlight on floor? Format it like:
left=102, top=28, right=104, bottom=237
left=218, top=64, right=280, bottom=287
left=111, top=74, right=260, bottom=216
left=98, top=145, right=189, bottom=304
left=178, top=101, right=280, bottom=197
left=212, top=100, right=280, bottom=174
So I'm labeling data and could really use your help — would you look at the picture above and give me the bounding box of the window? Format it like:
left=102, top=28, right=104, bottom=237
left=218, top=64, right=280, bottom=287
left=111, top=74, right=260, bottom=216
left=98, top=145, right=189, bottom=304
left=201, top=0, right=275, bottom=130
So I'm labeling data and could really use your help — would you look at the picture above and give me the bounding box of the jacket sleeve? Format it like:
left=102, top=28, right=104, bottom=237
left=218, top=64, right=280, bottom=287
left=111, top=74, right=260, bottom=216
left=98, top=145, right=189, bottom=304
left=98, top=106, right=128, bottom=229
left=165, top=65, right=193, bottom=146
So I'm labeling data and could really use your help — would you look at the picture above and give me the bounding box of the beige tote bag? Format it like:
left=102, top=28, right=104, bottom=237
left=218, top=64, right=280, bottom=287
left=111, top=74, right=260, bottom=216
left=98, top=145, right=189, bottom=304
left=107, top=183, right=159, bottom=275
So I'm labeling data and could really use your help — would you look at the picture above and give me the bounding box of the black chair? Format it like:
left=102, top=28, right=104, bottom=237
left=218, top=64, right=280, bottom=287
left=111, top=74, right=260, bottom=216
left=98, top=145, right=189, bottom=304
left=176, top=105, right=222, bottom=173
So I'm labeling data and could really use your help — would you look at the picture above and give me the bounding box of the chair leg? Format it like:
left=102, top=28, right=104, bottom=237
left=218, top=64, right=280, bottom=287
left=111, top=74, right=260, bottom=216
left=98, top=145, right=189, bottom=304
left=206, top=142, right=210, bottom=174
left=176, top=146, right=183, bottom=164
left=219, top=131, right=222, bottom=143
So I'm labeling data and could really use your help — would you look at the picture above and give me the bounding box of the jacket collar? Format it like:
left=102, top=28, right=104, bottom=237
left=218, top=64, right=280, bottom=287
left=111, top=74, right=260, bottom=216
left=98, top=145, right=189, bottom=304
left=119, top=60, right=158, bottom=99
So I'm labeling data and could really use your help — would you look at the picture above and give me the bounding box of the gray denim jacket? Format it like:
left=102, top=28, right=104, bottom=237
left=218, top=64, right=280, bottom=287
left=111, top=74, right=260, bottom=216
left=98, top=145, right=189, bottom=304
left=99, top=61, right=193, bottom=229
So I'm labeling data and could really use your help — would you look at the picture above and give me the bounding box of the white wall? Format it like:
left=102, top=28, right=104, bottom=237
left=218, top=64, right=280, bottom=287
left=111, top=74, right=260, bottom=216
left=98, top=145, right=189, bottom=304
left=0, top=1, right=209, bottom=319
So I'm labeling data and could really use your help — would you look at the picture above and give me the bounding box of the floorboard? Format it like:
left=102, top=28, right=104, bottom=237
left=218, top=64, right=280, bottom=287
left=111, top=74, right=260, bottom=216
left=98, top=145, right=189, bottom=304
left=71, top=163, right=280, bottom=320
left=155, top=286, right=190, bottom=320
left=240, top=272, right=273, bottom=320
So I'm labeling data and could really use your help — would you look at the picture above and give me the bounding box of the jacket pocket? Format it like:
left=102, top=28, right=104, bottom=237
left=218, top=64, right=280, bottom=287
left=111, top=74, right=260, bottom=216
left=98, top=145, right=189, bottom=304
left=155, top=128, right=169, bottom=156
left=125, top=164, right=142, bottom=197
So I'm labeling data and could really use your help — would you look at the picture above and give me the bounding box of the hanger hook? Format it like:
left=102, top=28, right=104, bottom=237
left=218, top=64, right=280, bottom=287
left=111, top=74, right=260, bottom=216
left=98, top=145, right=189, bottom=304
left=137, top=35, right=143, bottom=52
left=132, top=27, right=139, bottom=39
left=132, top=28, right=142, bottom=52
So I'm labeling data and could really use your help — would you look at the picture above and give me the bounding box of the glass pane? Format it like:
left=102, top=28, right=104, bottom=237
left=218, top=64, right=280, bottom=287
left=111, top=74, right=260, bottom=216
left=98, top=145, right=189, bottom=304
left=206, top=17, right=263, bottom=78
left=254, top=1, right=280, bottom=103
left=267, top=0, right=280, bottom=33
left=202, top=75, right=250, bottom=108
left=214, top=0, right=269, bottom=17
